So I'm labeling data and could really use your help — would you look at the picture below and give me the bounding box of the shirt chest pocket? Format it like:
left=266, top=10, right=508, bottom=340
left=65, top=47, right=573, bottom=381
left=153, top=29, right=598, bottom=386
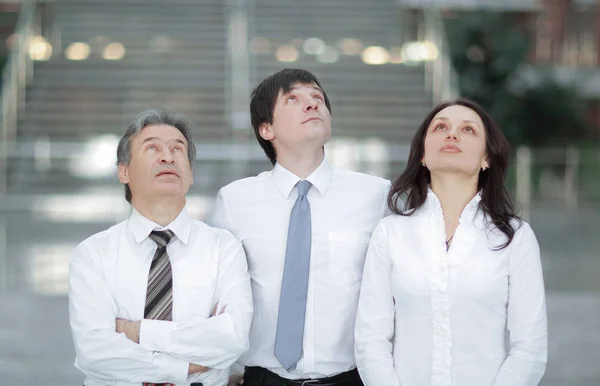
left=327, top=231, right=371, bottom=283
left=175, top=268, right=215, bottom=320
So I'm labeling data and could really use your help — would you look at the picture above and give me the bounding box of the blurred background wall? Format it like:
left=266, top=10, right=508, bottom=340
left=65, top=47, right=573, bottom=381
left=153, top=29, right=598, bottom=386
left=0, top=0, right=598, bottom=384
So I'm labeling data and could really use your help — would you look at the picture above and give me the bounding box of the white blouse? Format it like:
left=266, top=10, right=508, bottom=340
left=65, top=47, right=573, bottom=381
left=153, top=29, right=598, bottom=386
left=355, top=191, right=547, bottom=386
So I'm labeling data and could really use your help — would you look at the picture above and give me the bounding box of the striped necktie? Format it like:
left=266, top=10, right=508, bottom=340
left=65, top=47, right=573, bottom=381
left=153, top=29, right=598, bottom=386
left=143, top=229, right=175, bottom=386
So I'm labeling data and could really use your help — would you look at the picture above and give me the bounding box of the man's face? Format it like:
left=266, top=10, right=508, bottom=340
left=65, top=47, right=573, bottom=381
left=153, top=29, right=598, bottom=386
left=260, top=82, right=332, bottom=157
left=118, top=124, right=193, bottom=202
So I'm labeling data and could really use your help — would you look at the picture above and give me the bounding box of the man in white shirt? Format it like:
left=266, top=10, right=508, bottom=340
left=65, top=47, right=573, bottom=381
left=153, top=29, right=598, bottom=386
left=69, top=109, right=253, bottom=386
left=208, top=69, right=390, bottom=386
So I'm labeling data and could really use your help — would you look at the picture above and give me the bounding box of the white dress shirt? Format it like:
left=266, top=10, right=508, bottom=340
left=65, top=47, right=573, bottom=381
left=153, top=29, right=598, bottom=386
left=355, top=190, right=548, bottom=386
left=208, top=159, right=390, bottom=379
left=69, top=207, right=253, bottom=386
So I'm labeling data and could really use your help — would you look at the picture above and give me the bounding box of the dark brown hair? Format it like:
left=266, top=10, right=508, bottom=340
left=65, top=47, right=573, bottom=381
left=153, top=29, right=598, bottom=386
left=388, top=98, right=520, bottom=249
left=250, top=68, right=332, bottom=165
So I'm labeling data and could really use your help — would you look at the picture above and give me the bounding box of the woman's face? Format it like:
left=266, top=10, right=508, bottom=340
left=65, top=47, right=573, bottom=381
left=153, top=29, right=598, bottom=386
left=422, top=105, right=489, bottom=177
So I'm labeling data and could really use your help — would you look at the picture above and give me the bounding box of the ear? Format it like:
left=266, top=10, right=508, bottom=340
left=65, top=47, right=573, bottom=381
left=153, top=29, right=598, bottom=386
left=189, top=169, right=194, bottom=186
left=259, top=123, right=275, bottom=141
left=118, top=163, right=130, bottom=184
left=481, top=155, right=489, bottom=170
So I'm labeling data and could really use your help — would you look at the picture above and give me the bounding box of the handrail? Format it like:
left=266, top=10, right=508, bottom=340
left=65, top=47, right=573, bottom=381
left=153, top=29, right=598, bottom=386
left=0, top=0, right=39, bottom=193
left=421, top=8, right=460, bottom=103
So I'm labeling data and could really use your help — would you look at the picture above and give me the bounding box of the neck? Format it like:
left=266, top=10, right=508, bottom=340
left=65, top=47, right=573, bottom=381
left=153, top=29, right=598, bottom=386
left=276, top=147, right=325, bottom=179
left=430, top=173, right=478, bottom=230
left=132, top=196, right=186, bottom=227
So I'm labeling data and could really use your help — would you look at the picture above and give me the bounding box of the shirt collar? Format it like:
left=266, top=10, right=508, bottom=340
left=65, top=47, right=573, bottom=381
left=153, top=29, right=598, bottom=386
left=128, top=206, right=192, bottom=245
left=271, top=158, right=333, bottom=198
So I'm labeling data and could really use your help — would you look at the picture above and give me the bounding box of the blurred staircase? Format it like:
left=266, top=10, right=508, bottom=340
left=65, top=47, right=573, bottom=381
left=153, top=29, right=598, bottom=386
left=8, top=0, right=434, bottom=194
left=10, top=0, right=230, bottom=193
left=252, top=0, right=432, bottom=142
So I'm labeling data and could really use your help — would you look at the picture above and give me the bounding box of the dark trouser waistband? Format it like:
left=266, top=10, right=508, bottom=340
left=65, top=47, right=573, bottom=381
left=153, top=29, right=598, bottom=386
left=244, top=367, right=362, bottom=386
left=85, top=384, right=202, bottom=386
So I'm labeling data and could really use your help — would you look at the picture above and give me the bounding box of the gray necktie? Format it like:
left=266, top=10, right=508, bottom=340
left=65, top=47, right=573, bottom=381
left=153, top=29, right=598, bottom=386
left=145, top=230, right=175, bottom=321
left=144, top=230, right=175, bottom=386
left=274, top=180, right=312, bottom=372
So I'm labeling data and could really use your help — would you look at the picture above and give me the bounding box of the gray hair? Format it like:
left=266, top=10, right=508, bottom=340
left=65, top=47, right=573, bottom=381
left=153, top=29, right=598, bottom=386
left=116, top=108, right=197, bottom=203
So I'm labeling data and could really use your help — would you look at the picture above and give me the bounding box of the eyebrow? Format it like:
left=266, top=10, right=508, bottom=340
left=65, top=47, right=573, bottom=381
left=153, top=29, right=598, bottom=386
left=141, top=137, right=187, bottom=146
left=287, top=85, right=323, bottom=94
left=433, top=117, right=480, bottom=127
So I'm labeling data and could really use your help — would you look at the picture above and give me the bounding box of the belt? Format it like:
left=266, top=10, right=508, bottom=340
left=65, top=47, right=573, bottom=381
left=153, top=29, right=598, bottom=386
left=84, top=384, right=202, bottom=386
left=139, top=383, right=203, bottom=386
left=244, top=367, right=360, bottom=386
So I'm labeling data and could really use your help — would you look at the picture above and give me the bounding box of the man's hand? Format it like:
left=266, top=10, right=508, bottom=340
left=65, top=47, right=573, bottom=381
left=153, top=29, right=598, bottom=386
left=188, top=363, right=209, bottom=375
left=115, top=318, right=141, bottom=343
left=227, top=375, right=244, bottom=385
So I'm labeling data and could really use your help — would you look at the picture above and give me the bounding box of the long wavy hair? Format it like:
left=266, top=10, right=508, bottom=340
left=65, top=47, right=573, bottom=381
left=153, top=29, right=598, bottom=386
left=388, top=99, right=520, bottom=249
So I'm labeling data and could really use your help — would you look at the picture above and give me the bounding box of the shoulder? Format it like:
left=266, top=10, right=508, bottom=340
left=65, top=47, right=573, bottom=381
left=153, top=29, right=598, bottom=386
left=477, top=212, right=537, bottom=251
left=72, top=220, right=127, bottom=261
left=193, top=219, right=242, bottom=248
left=217, top=171, right=271, bottom=199
left=511, top=219, right=537, bottom=244
left=334, top=168, right=390, bottom=186
left=379, top=212, right=417, bottom=228
left=371, top=213, right=416, bottom=240
left=332, top=168, right=390, bottom=195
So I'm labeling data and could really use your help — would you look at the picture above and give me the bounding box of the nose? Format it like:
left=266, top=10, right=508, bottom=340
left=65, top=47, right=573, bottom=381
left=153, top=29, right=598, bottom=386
left=159, top=148, right=175, bottom=164
left=304, top=98, right=319, bottom=112
left=446, top=127, right=458, bottom=141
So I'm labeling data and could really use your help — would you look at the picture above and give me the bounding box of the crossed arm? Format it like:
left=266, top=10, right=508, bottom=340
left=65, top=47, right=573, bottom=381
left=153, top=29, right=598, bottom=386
left=69, top=234, right=252, bottom=384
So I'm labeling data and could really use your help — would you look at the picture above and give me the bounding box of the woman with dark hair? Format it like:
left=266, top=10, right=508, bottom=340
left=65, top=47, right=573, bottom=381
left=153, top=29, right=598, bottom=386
left=354, top=99, right=547, bottom=386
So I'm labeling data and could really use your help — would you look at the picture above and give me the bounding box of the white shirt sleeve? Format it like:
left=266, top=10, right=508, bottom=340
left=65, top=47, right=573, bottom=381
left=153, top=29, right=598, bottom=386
left=381, top=180, right=394, bottom=218
left=494, top=223, right=548, bottom=386
left=355, top=220, right=400, bottom=386
left=69, top=242, right=189, bottom=384
left=205, top=189, right=229, bottom=230
left=139, top=231, right=253, bottom=370
left=203, top=188, right=247, bottom=379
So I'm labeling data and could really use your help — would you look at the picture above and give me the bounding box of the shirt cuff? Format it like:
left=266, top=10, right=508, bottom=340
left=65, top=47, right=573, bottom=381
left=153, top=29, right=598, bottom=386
left=140, top=319, right=172, bottom=352
left=229, top=361, right=245, bottom=377
left=155, top=353, right=189, bottom=385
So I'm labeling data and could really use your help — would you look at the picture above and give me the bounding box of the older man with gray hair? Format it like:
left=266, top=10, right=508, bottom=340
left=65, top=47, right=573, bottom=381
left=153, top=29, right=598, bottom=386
left=69, top=109, right=253, bottom=386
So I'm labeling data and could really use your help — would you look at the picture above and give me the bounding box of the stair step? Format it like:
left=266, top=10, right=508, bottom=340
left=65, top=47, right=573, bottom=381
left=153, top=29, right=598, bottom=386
left=12, top=0, right=431, bottom=194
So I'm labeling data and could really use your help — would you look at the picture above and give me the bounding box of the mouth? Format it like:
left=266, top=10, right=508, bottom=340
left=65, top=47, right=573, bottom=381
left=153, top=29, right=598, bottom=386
left=156, top=170, right=179, bottom=178
left=302, top=117, right=322, bottom=124
left=440, top=144, right=462, bottom=153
